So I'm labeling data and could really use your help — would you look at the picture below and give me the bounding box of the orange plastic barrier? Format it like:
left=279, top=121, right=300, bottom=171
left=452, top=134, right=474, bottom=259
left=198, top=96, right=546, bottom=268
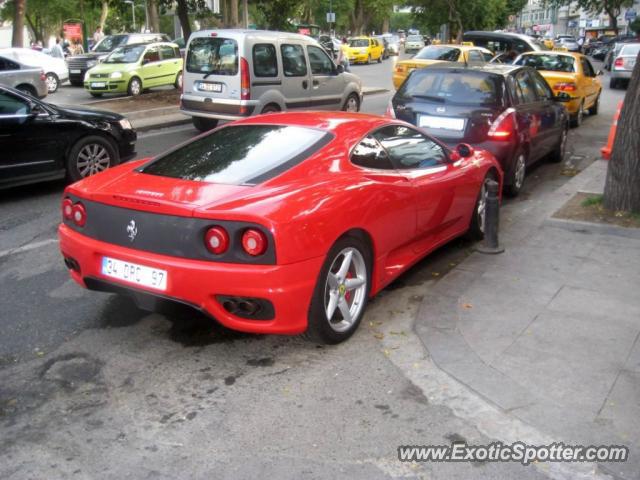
left=601, top=101, right=623, bottom=160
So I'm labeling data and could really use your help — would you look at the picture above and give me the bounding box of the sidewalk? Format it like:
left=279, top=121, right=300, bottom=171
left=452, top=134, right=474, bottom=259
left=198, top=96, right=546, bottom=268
left=415, top=159, right=640, bottom=479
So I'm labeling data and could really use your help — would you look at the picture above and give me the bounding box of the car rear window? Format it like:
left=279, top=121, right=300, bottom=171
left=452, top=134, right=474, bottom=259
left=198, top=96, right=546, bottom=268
left=187, top=37, right=238, bottom=76
left=398, top=69, right=503, bottom=107
left=349, top=39, right=369, bottom=48
left=514, top=54, right=575, bottom=72
left=140, top=125, right=332, bottom=185
left=415, top=46, right=460, bottom=61
left=620, top=44, right=640, bottom=56
left=407, top=35, right=423, bottom=42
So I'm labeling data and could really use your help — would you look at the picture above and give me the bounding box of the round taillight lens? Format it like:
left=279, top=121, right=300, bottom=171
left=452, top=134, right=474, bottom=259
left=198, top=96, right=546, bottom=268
left=205, top=226, right=229, bottom=254
left=71, top=203, right=86, bottom=227
left=241, top=229, right=267, bottom=256
left=62, top=198, right=74, bottom=220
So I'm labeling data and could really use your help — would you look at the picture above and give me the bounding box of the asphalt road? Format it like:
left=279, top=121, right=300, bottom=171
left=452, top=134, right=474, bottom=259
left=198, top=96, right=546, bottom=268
left=0, top=54, right=628, bottom=479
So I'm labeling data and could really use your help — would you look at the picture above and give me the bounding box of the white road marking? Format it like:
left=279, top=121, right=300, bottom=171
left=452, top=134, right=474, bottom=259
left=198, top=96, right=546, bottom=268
left=0, top=238, right=58, bottom=259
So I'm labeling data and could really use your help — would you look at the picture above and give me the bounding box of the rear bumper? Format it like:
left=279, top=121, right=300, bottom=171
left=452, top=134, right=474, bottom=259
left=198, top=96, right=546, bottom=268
left=348, top=54, right=369, bottom=63
left=58, top=224, right=322, bottom=335
left=611, top=70, right=632, bottom=80
left=180, top=96, right=257, bottom=120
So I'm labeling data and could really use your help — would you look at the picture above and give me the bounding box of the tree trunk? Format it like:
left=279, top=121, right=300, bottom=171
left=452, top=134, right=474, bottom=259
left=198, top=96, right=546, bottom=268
left=148, top=0, right=160, bottom=32
left=603, top=53, right=640, bottom=213
left=242, top=0, right=249, bottom=28
left=222, top=0, right=230, bottom=27
left=230, top=0, right=239, bottom=27
left=12, top=0, right=26, bottom=47
left=100, top=1, right=109, bottom=30
left=176, top=0, right=192, bottom=41
left=382, top=17, right=390, bottom=34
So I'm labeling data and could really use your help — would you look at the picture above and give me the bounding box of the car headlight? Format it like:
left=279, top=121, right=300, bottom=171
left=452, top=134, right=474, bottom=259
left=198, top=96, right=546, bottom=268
left=118, top=119, right=132, bottom=130
left=86, top=60, right=97, bottom=68
left=110, top=71, right=123, bottom=79
left=84, top=71, right=91, bottom=81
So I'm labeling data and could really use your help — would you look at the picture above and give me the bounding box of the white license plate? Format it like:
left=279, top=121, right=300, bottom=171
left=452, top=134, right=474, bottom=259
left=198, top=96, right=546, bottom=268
left=70, top=69, right=81, bottom=74
left=199, top=82, right=222, bottom=92
left=91, top=82, right=106, bottom=88
left=101, top=256, right=167, bottom=291
left=419, top=115, right=465, bottom=131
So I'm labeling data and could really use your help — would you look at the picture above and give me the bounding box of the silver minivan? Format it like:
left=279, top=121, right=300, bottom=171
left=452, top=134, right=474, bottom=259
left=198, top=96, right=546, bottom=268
left=181, top=29, right=363, bottom=131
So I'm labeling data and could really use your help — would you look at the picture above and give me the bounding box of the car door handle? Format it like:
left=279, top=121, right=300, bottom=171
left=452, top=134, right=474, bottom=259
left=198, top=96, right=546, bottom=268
left=302, top=80, right=308, bottom=89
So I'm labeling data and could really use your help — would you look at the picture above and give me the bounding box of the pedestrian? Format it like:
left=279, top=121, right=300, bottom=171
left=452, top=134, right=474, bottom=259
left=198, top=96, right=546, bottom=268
left=71, top=39, right=84, bottom=55
left=339, top=37, right=350, bottom=72
left=50, top=37, right=64, bottom=58
left=93, top=26, right=104, bottom=45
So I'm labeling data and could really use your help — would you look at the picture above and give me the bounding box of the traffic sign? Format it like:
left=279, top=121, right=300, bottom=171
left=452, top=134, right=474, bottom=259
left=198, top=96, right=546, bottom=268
left=326, top=12, right=336, bottom=23
left=625, top=9, right=636, bottom=20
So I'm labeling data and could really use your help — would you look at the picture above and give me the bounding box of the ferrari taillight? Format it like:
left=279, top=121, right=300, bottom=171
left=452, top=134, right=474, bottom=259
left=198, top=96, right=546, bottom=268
left=487, top=108, right=515, bottom=141
left=71, top=202, right=87, bottom=227
left=205, top=226, right=230, bottom=255
left=62, top=198, right=74, bottom=220
left=242, top=229, right=267, bottom=256
left=554, top=82, right=577, bottom=92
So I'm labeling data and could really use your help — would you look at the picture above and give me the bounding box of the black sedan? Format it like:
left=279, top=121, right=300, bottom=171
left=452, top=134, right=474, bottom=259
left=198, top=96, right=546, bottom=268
left=0, top=85, right=137, bottom=190
left=387, top=64, right=569, bottom=196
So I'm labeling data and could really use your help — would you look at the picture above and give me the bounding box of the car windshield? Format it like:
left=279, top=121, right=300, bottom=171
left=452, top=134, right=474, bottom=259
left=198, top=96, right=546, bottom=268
left=92, top=35, right=128, bottom=53
left=141, top=125, right=331, bottom=185
left=415, top=46, right=460, bottom=61
left=514, top=54, right=575, bottom=72
left=186, top=37, right=238, bottom=75
left=349, top=39, right=369, bottom=48
left=398, top=69, right=502, bottom=107
left=104, top=45, right=145, bottom=64
left=620, top=44, right=640, bottom=56
left=407, top=35, right=423, bottom=42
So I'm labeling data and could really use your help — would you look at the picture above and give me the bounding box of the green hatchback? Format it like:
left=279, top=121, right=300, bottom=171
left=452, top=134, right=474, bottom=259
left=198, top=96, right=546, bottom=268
left=84, top=42, right=183, bottom=97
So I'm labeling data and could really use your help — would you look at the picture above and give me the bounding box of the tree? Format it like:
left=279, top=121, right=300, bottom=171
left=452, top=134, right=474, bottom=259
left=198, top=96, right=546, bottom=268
left=11, top=0, right=26, bottom=47
left=603, top=53, right=640, bottom=213
left=148, top=0, right=160, bottom=32
left=158, top=0, right=210, bottom=40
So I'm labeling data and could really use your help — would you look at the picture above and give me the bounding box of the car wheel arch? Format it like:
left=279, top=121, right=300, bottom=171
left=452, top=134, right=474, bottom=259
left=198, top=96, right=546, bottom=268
left=63, top=130, right=119, bottom=163
left=333, top=228, right=376, bottom=288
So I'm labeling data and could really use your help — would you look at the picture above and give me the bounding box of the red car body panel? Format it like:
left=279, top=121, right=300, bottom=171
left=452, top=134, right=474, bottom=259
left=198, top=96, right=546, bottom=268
left=59, top=112, right=502, bottom=335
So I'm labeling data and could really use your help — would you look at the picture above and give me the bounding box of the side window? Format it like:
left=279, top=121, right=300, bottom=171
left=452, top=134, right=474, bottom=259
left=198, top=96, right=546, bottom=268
left=160, top=45, right=176, bottom=60
left=482, top=51, right=494, bottom=62
left=514, top=71, right=537, bottom=104
left=253, top=43, right=278, bottom=77
left=374, top=125, right=447, bottom=170
left=0, top=92, right=30, bottom=115
left=0, top=56, right=19, bottom=71
left=143, top=47, right=160, bottom=63
left=174, top=47, right=181, bottom=58
left=280, top=44, right=307, bottom=77
left=581, top=58, right=595, bottom=77
left=468, top=50, right=484, bottom=62
left=351, top=136, right=394, bottom=170
left=307, top=45, right=334, bottom=75
left=531, top=71, right=552, bottom=100
left=513, top=40, right=529, bottom=53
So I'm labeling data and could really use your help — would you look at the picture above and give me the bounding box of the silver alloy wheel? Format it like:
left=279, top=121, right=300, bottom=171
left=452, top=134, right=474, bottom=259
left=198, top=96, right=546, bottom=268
left=45, top=73, right=58, bottom=93
left=477, top=177, right=491, bottom=234
left=324, top=247, right=367, bottom=333
left=345, top=95, right=359, bottom=112
left=130, top=79, right=141, bottom=96
left=76, top=143, right=111, bottom=177
left=514, top=153, right=526, bottom=190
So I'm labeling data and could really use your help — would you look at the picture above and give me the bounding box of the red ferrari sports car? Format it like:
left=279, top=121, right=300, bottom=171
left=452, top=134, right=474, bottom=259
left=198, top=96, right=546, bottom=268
left=59, top=112, right=501, bottom=344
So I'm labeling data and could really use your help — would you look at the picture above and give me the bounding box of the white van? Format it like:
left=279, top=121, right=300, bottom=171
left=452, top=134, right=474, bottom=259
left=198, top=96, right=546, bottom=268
left=181, top=29, right=363, bottom=131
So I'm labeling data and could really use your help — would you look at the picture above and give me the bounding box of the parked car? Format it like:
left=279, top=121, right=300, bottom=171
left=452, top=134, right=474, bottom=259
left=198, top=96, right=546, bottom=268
left=387, top=63, right=569, bottom=196
left=513, top=51, right=601, bottom=126
left=393, top=44, right=493, bottom=89
left=0, top=48, right=68, bottom=93
left=58, top=111, right=501, bottom=344
left=604, top=39, right=637, bottom=70
left=84, top=42, right=183, bottom=98
left=181, top=30, right=363, bottom=132
left=463, top=31, right=545, bottom=55
left=0, top=55, right=47, bottom=98
left=0, top=85, right=136, bottom=189
left=610, top=43, right=640, bottom=89
left=405, top=34, right=426, bottom=53
left=346, top=36, right=385, bottom=64
left=555, top=36, right=580, bottom=52
left=67, top=33, right=171, bottom=86
left=382, top=34, right=401, bottom=55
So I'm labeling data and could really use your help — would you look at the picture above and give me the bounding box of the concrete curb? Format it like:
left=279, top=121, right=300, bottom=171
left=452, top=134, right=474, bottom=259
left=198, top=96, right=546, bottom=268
left=544, top=216, right=640, bottom=239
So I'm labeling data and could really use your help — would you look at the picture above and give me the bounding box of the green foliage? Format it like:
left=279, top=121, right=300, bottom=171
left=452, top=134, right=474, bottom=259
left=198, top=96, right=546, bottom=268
left=251, top=0, right=299, bottom=31
left=630, top=17, right=640, bottom=34
left=581, top=194, right=604, bottom=207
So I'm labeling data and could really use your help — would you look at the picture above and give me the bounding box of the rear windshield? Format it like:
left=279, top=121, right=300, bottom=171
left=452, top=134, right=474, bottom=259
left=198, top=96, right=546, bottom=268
left=349, top=39, right=369, bottom=48
left=620, top=44, right=640, bottom=56
left=141, top=125, right=331, bottom=185
left=415, top=45, right=460, bottom=61
left=93, top=35, right=127, bottom=53
left=398, top=70, right=503, bottom=107
left=407, top=35, right=423, bottom=42
left=187, top=37, right=238, bottom=76
left=514, top=54, right=575, bottom=72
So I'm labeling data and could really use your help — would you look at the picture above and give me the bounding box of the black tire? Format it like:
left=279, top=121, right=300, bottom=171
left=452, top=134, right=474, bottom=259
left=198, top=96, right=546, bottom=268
left=468, top=171, right=497, bottom=240
left=192, top=116, right=219, bottom=132
left=549, top=125, right=568, bottom=163
left=377, top=54, right=382, bottom=63
left=504, top=148, right=527, bottom=197
left=570, top=100, right=584, bottom=128
left=261, top=104, right=280, bottom=114
left=367, top=54, right=372, bottom=64
left=89, top=92, right=103, bottom=98
left=174, top=71, right=182, bottom=89
left=66, top=135, right=119, bottom=183
left=16, top=84, right=37, bottom=97
left=45, top=72, right=59, bottom=93
left=588, top=92, right=600, bottom=115
left=127, top=77, right=142, bottom=96
left=609, top=78, right=618, bottom=89
left=342, top=93, right=360, bottom=112
left=305, top=235, right=371, bottom=344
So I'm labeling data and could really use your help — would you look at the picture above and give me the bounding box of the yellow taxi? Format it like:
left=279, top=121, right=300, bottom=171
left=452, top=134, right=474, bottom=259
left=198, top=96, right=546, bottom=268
left=513, top=51, right=602, bottom=126
left=392, top=44, right=493, bottom=89
left=345, top=37, right=385, bottom=64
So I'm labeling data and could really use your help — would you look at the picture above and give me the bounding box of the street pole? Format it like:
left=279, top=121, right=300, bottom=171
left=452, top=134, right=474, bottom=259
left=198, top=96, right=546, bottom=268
left=330, top=0, right=333, bottom=36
